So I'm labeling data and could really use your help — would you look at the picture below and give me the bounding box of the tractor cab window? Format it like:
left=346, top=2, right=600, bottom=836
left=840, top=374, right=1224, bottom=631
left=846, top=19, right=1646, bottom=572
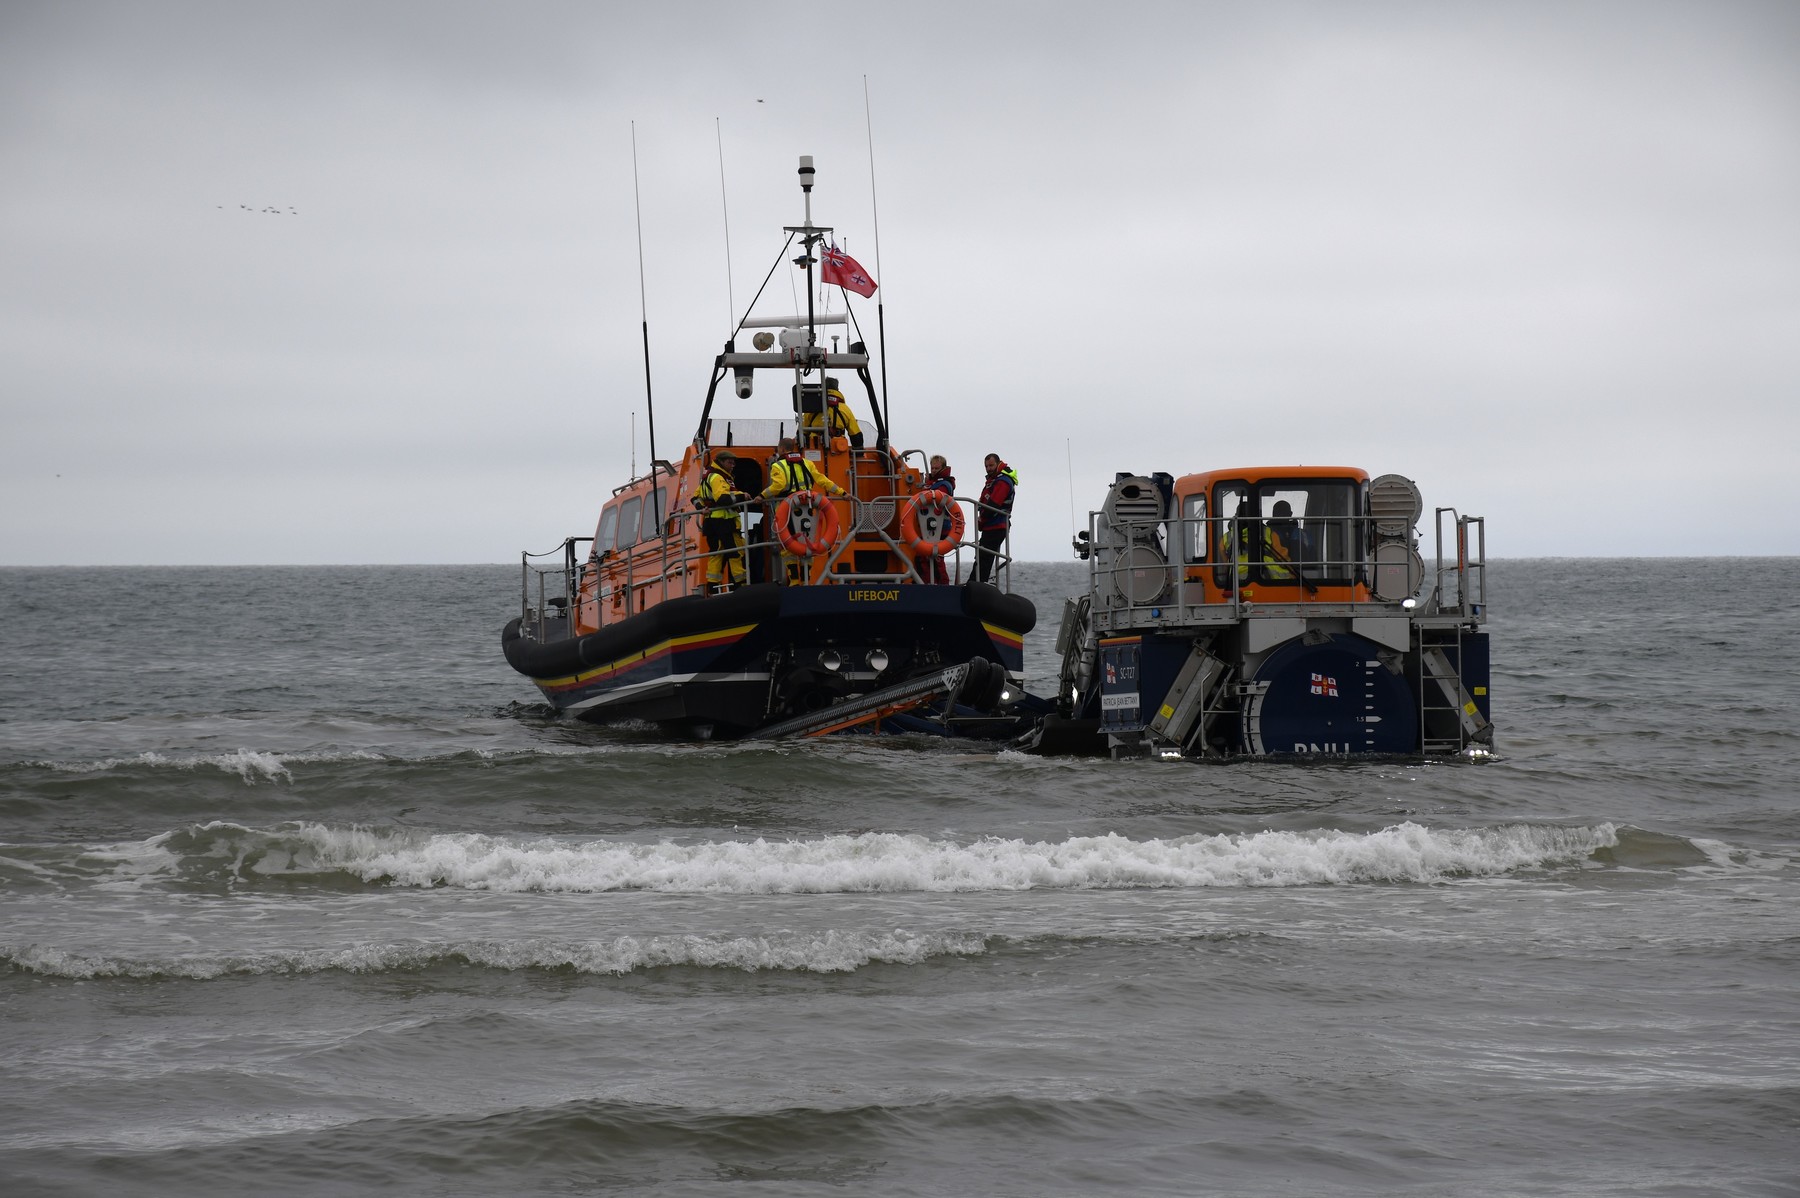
left=1254, top=480, right=1358, bottom=586
left=1215, top=485, right=1251, bottom=518
left=1215, top=484, right=1252, bottom=547
left=1211, top=483, right=1251, bottom=584
left=1182, top=493, right=1208, bottom=562
left=1260, top=485, right=1310, bottom=579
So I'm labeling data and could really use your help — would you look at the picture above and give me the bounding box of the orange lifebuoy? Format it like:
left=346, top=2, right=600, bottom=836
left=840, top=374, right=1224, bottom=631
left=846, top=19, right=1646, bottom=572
left=901, top=490, right=964, bottom=556
left=774, top=489, right=841, bottom=556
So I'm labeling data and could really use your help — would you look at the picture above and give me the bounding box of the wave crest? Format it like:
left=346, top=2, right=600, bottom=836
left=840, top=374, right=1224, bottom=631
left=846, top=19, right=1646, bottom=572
left=31, top=748, right=301, bottom=783
left=1, top=929, right=990, bottom=979
left=102, top=819, right=1622, bottom=893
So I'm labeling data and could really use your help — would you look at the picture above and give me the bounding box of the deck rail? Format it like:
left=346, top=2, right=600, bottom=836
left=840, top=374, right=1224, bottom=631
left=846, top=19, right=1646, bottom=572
left=1081, top=510, right=1487, bottom=630
left=517, top=489, right=1016, bottom=643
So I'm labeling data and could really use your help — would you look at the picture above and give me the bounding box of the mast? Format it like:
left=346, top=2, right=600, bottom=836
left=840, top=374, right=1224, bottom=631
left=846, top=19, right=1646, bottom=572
left=799, top=155, right=818, bottom=347
left=783, top=156, right=833, bottom=423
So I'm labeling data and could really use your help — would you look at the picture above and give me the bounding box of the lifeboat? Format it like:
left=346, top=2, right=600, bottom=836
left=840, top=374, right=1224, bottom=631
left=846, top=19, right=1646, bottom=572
left=502, top=156, right=1036, bottom=738
left=1039, top=467, right=1493, bottom=758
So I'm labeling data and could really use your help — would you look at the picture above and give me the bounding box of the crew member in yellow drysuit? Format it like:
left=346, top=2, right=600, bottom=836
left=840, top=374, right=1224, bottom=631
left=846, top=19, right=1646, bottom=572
left=761, top=437, right=847, bottom=584
left=798, top=388, right=864, bottom=449
left=696, top=450, right=747, bottom=593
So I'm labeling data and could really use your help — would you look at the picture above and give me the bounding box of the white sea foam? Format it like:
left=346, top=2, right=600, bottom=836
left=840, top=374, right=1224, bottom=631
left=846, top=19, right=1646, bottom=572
left=1688, top=836, right=1786, bottom=873
left=33, top=748, right=304, bottom=782
left=212, top=748, right=293, bottom=782
left=0, top=929, right=989, bottom=979
left=145, top=819, right=1622, bottom=893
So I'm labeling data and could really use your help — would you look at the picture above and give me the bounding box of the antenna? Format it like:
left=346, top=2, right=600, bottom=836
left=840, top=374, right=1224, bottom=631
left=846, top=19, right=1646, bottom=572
left=863, top=77, right=891, bottom=434
left=715, top=117, right=735, bottom=333
left=799, top=155, right=817, bottom=347
left=629, top=122, right=659, bottom=482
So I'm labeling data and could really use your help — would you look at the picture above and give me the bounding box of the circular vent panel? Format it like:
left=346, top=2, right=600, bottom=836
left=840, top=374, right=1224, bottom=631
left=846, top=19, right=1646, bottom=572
left=1110, top=543, right=1169, bottom=605
left=1368, top=474, right=1422, bottom=537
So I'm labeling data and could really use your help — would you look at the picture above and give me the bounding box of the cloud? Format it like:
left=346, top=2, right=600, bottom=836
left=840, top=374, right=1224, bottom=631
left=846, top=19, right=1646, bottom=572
left=2, top=0, right=1797, bottom=563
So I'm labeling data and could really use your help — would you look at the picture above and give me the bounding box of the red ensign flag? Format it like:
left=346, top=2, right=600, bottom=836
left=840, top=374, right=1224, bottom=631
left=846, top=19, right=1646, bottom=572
left=820, top=244, right=877, bottom=298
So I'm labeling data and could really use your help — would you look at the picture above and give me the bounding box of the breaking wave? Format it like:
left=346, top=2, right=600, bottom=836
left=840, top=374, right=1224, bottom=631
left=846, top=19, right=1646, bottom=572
left=1, top=928, right=991, bottom=980
left=62, top=819, right=1623, bottom=893
left=27, top=748, right=310, bottom=783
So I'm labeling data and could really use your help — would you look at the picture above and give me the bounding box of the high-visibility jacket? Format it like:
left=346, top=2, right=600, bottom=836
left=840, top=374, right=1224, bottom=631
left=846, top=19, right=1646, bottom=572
left=1225, top=521, right=1296, bottom=581
left=697, top=466, right=744, bottom=521
left=761, top=454, right=846, bottom=501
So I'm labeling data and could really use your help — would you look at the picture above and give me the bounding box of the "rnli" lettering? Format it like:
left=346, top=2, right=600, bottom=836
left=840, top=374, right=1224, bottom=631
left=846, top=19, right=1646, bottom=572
left=848, top=588, right=899, bottom=601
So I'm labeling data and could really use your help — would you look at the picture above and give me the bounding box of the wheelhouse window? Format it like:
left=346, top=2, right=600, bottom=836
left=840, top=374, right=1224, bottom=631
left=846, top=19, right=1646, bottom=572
left=641, top=485, right=668, bottom=539
left=651, top=482, right=673, bottom=532
left=595, top=506, right=619, bottom=554
left=616, top=496, right=643, bottom=550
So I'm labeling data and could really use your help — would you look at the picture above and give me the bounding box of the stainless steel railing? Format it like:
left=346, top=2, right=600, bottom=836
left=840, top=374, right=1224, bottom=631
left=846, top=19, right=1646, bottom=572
left=1082, top=512, right=1487, bottom=629
left=516, top=488, right=1020, bottom=644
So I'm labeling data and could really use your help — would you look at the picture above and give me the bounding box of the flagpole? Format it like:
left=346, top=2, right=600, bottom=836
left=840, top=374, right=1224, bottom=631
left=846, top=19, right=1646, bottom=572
left=863, top=76, right=890, bottom=444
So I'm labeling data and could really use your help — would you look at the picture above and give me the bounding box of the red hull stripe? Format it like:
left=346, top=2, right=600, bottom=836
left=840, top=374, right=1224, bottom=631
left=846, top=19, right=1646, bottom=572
left=982, top=622, right=1026, bottom=651
left=539, top=624, right=758, bottom=692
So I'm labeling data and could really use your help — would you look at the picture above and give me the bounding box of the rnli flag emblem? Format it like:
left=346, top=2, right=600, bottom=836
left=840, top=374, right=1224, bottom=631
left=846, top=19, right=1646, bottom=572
left=1309, top=673, right=1339, bottom=697
left=820, top=243, right=878, bottom=298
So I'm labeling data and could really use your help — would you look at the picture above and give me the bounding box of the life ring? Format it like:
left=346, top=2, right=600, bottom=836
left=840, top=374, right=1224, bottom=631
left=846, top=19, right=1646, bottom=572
left=774, top=489, right=840, bottom=556
left=901, top=490, right=964, bottom=556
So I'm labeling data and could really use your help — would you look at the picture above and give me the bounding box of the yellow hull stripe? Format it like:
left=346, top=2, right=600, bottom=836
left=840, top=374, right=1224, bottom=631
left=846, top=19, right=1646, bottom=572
left=982, top=621, right=1026, bottom=650
left=540, top=623, right=760, bottom=690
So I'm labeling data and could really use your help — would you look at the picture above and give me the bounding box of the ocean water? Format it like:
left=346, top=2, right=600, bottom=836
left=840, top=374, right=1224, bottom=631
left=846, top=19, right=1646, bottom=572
left=2, top=559, right=1797, bottom=1197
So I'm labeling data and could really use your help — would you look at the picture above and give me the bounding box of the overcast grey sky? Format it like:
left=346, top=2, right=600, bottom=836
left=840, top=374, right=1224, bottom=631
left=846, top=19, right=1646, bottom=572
left=3, top=0, right=1797, bottom=564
